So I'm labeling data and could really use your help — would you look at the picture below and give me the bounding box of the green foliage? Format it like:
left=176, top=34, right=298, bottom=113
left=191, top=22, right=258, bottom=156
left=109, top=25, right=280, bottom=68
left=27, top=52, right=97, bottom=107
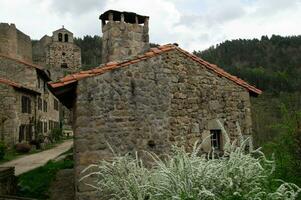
left=74, top=35, right=102, bottom=70
left=17, top=158, right=74, bottom=199
left=49, top=128, right=63, bottom=142
left=194, top=35, right=301, bottom=93
left=263, top=103, right=301, bottom=187
left=81, top=141, right=300, bottom=200
left=0, top=141, right=7, bottom=160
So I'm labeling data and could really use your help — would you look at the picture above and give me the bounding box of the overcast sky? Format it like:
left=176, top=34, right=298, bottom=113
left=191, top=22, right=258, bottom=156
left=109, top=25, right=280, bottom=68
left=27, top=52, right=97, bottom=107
left=1, top=0, right=301, bottom=51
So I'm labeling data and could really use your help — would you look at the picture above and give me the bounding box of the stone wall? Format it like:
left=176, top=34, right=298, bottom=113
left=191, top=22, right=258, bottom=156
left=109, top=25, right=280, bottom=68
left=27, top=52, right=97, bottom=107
left=45, top=42, right=81, bottom=81
left=32, top=35, right=52, bottom=66
left=0, top=24, right=17, bottom=59
left=74, top=50, right=252, bottom=199
left=0, top=85, right=17, bottom=147
left=0, top=23, right=32, bottom=62
left=16, top=30, right=32, bottom=62
left=102, top=20, right=149, bottom=63
left=0, top=57, right=60, bottom=146
left=0, top=57, right=37, bottom=89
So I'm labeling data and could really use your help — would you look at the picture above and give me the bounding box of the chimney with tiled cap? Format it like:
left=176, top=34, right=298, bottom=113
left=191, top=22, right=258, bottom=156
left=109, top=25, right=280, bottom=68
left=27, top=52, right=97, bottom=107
left=99, top=10, right=150, bottom=63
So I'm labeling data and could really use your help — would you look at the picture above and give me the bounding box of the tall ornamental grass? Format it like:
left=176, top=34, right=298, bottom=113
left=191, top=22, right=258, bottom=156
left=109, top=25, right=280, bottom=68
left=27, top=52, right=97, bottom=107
left=81, top=128, right=300, bottom=199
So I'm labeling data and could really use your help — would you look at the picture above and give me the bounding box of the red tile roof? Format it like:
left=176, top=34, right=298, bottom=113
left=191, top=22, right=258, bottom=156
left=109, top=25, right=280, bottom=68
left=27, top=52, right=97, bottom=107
left=49, top=44, right=262, bottom=95
left=0, top=77, right=40, bottom=94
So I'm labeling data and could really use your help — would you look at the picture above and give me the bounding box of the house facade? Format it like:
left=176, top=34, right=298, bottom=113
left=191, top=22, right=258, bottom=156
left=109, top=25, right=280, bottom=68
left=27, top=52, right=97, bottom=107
left=0, top=24, right=60, bottom=147
left=50, top=10, right=262, bottom=199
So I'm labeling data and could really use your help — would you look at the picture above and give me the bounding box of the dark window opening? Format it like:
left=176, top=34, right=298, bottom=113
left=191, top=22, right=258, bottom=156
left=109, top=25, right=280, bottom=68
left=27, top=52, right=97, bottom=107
left=58, top=33, right=63, bottom=42
left=19, top=124, right=32, bottom=142
left=43, top=121, right=47, bottom=133
left=147, top=140, right=156, bottom=149
left=38, top=78, right=41, bottom=88
left=64, top=34, right=69, bottom=42
left=21, top=96, right=31, bottom=113
left=61, top=63, right=68, bottom=68
left=43, top=100, right=47, bottom=112
left=38, top=97, right=42, bottom=110
left=210, top=130, right=222, bottom=150
left=54, top=99, right=59, bottom=111
left=19, top=125, right=25, bottom=142
left=37, top=121, right=43, bottom=134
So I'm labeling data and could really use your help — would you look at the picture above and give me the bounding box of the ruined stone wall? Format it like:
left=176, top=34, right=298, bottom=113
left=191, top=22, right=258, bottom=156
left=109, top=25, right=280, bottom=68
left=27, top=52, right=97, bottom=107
left=74, top=50, right=252, bottom=199
left=0, top=23, right=32, bottom=62
left=102, top=21, right=149, bottom=63
left=32, top=35, right=52, bottom=66
left=0, top=24, right=17, bottom=58
left=16, top=30, right=32, bottom=62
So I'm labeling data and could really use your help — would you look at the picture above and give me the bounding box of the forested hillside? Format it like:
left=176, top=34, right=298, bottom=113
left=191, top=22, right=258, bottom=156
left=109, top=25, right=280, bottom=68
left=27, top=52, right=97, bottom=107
left=74, top=35, right=102, bottom=70
left=194, top=35, right=301, bottom=93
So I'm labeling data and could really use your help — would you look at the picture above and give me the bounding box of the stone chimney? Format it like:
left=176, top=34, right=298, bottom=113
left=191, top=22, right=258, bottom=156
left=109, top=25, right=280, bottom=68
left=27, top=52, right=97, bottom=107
left=100, top=10, right=150, bottom=63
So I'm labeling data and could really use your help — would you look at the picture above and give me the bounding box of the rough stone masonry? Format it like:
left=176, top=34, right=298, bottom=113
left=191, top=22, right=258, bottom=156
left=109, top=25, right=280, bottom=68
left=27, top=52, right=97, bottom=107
left=49, top=10, right=262, bottom=200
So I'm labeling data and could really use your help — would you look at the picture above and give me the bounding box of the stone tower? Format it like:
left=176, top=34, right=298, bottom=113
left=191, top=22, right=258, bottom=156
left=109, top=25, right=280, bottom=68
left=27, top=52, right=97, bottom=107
left=0, top=23, right=32, bottom=62
left=32, top=26, right=81, bottom=81
left=99, top=10, right=150, bottom=63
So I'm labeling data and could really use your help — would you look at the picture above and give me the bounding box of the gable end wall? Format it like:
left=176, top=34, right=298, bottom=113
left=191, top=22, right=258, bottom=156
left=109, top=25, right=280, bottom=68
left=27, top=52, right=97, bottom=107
left=73, top=50, right=252, bottom=199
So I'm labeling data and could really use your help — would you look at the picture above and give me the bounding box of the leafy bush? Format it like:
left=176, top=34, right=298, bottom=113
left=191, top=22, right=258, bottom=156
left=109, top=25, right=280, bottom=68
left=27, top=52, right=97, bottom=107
left=15, top=143, right=31, bottom=153
left=49, top=128, right=63, bottom=143
left=0, top=141, right=7, bottom=160
left=81, top=140, right=301, bottom=200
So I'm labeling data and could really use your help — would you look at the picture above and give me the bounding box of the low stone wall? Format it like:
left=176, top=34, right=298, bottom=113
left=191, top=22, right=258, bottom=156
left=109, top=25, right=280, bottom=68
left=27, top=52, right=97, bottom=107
left=0, top=167, right=16, bottom=196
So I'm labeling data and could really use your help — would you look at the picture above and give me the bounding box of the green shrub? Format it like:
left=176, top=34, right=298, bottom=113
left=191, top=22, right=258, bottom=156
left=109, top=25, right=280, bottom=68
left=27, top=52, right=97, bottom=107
left=15, top=143, right=31, bottom=153
left=81, top=140, right=301, bottom=200
left=0, top=141, right=7, bottom=160
left=49, top=128, right=63, bottom=142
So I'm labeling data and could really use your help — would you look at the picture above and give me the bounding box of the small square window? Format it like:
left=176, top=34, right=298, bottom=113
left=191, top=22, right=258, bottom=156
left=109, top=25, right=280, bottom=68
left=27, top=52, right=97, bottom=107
left=210, top=130, right=222, bottom=150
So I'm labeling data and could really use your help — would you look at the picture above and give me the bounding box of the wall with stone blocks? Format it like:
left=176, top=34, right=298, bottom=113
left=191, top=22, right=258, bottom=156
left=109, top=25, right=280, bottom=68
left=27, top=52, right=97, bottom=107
left=0, top=23, right=32, bottom=62
left=73, top=50, right=252, bottom=199
left=102, top=21, right=149, bottom=63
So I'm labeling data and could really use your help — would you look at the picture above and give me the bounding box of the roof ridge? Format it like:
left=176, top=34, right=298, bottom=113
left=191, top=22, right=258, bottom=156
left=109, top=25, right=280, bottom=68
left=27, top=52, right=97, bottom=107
left=0, top=77, right=39, bottom=93
left=0, top=53, right=43, bottom=70
left=49, top=44, right=261, bottom=95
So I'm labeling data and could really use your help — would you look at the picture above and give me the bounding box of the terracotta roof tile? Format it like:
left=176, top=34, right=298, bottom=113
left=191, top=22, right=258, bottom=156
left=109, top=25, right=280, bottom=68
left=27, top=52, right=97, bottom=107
left=49, top=44, right=262, bottom=95
left=0, top=78, right=21, bottom=88
left=0, top=53, right=43, bottom=70
left=0, top=78, right=40, bottom=94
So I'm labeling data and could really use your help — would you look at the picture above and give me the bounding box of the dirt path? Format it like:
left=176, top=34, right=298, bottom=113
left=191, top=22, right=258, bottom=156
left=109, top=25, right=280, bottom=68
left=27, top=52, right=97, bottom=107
left=0, top=140, right=73, bottom=176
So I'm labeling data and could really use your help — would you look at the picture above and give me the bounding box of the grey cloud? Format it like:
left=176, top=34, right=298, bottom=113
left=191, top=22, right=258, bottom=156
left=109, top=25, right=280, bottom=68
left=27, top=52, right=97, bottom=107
left=177, top=0, right=246, bottom=28
left=48, top=0, right=108, bottom=15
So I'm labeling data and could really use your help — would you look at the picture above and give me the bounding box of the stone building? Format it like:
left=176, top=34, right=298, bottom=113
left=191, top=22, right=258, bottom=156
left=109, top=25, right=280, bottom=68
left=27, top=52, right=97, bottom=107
left=49, top=10, right=262, bottom=199
left=0, top=25, right=60, bottom=147
left=32, top=27, right=81, bottom=81
left=0, top=23, right=32, bottom=62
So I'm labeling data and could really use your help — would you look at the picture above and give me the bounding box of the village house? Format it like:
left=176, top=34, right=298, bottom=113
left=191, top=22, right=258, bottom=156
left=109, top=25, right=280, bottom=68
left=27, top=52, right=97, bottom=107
left=49, top=10, right=262, bottom=199
left=0, top=23, right=60, bottom=147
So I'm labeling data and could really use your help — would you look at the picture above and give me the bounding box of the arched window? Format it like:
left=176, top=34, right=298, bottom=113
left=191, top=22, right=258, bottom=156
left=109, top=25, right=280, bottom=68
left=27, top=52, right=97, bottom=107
left=64, top=34, right=69, bottom=42
left=58, top=33, right=63, bottom=42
